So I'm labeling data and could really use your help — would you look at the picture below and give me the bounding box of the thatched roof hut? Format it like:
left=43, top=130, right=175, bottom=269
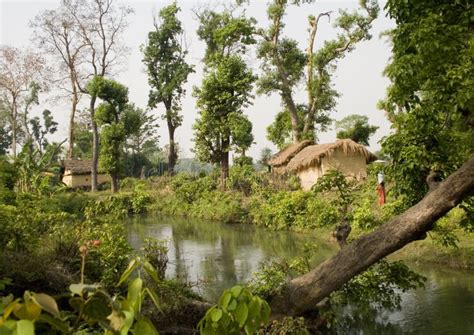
left=284, top=139, right=376, bottom=190
left=287, top=139, right=376, bottom=172
left=267, top=140, right=313, bottom=173
left=61, top=159, right=109, bottom=188
left=62, top=159, right=93, bottom=175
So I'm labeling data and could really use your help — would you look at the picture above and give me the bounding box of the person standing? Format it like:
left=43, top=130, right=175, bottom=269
left=376, top=171, right=386, bottom=205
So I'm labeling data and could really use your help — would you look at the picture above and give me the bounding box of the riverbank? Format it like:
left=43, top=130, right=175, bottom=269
left=133, top=172, right=474, bottom=272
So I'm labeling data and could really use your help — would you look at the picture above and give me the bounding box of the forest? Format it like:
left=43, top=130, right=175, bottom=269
left=0, top=0, right=473, bottom=334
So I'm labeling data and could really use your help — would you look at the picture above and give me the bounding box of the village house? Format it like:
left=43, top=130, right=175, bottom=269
left=61, top=159, right=110, bottom=188
left=267, top=140, right=313, bottom=175
left=269, top=139, right=376, bottom=191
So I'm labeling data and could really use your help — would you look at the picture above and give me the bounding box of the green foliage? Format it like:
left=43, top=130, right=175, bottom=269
left=193, top=8, right=256, bottom=181
left=331, top=260, right=426, bottom=311
left=130, top=181, right=152, bottom=214
left=247, top=243, right=316, bottom=300
left=14, top=141, right=64, bottom=195
left=193, top=55, right=256, bottom=165
left=142, top=238, right=169, bottom=280
left=335, top=114, right=378, bottom=145
left=380, top=1, right=474, bottom=205
left=170, top=173, right=217, bottom=204
left=142, top=2, right=194, bottom=172
left=252, top=190, right=340, bottom=230
left=0, top=258, right=162, bottom=334
left=87, top=76, right=141, bottom=192
left=29, top=109, right=58, bottom=153
left=198, top=285, right=270, bottom=335
left=258, top=0, right=378, bottom=142
left=0, top=157, right=16, bottom=204
left=261, top=317, right=309, bottom=335
left=228, top=164, right=264, bottom=196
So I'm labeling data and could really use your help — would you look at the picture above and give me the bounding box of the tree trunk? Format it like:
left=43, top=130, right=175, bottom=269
left=269, top=155, right=474, bottom=317
left=11, top=95, right=17, bottom=158
left=281, top=88, right=300, bottom=143
left=220, top=139, right=230, bottom=190
left=67, top=83, right=79, bottom=159
left=167, top=118, right=177, bottom=174
left=90, top=95, right=99, bottom=192
left=110, top=172, right=119, bottom=193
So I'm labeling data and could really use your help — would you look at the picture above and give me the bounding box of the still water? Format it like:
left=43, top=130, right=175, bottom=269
left=127, top=215, right=474, bottom=335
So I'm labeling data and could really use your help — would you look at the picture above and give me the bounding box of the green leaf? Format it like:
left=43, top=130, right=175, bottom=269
left=235, top=302, right=248, bottom=327
left=133, top=317, right=159, bottom=335
left=144, top=288, right=160, bottom=310
left=69, top=297, right=83, bottom=312
left=69, top=283, right=99, bottom=296
left=32, top=293, right=60, bottom=318
left=38, top=314, right=69, bottom=333
left=126, top=278, right=143, bottom=313
left=13, top=320, right=34, bottom=335
left=13, top=301, right=41, bottom=321
left=118, top=258, right=139, bottom=286
left=210, top=308, right=223, bottom=323
left=247, top=298, right=261, bottom=321
left=83, top=292, right=111, bottom=323
left=218, top=292, right=232, bottom=309
left=142, top=261, right=159, bottom=283
left=119, top=309, right=134, bottom=335
left=227, top=299, right=237, bottom=311
left=230, top=285, right=242, bottom=298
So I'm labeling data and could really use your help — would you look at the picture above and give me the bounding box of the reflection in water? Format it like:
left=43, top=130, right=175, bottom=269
left=128, top=216, right=474, bottom=335
left=127, top=215, right=335, bottom=301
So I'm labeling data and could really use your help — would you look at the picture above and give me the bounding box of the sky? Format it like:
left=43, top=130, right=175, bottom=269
left=0, top=0, right=395, bottom=160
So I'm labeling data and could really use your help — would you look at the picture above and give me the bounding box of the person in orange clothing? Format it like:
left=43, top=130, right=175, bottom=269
left=376, top=171, right=385, bottom=205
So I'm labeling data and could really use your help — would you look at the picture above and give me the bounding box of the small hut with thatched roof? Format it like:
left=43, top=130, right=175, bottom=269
left=61, top=160, right=109, bottom=188
left=286, top=139, right=376, bottom=190
left=267, top=140, right=313, bottom=175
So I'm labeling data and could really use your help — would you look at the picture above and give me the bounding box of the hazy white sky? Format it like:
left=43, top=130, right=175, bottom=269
left=0, top=0, right=394, bottom=159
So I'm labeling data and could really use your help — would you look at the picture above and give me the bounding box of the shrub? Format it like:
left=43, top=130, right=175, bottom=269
left=198, top=285, right=271, bottom=335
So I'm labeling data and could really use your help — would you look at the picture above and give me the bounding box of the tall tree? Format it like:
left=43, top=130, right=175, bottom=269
left=142, top=2, right=194, bottom=173
left=31, top=4, right=87, bottom=159
left=193, top=8, right=256, bottom=186
left=264, top=0, right=474, bottom=318
left=87, top=76, right=140, bottom=193
left=0, top=46, right=48, bottom=157
left=379, top=0, right=474, bottom=206
left=335, top=114, right=378, bottom=146
left=65, top=0, right=133, bottom=191
left=124, top=104, right=160, bottom=177
left=257, top=0, right=378, bottom=144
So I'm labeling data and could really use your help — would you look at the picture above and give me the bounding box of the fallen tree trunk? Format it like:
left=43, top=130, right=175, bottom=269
left=269, top=155, right=474, bottom=317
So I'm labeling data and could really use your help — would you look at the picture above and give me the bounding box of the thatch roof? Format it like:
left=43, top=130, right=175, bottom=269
left=267, top=140, right=313, bottom=167
left=62, top=160, right=93, bottom=175
left=286, top=139, right=377, bottom=172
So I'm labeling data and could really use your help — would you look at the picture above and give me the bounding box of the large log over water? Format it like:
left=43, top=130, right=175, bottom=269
left=269, top=155, right=474, bottom=317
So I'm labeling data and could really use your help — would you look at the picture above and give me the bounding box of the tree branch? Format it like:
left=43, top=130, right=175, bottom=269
left=269, top=155, right=474, bottom=317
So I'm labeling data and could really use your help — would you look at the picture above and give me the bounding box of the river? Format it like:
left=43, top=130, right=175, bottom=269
left=127, top=215, right=474, bottom=335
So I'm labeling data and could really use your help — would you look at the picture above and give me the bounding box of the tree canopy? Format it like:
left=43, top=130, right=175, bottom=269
left=335, top=114, right=378, bottom=146
left=142, top=2, right=193, bottom=173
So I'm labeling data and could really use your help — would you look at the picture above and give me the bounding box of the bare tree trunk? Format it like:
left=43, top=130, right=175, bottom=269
left=90, top=95, right=99, bottom=192
left=269, top=155, right=474, bottom=317
left=67, top=83, right=79, bottom=159
left=11, top=96, right=17, bottom=158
